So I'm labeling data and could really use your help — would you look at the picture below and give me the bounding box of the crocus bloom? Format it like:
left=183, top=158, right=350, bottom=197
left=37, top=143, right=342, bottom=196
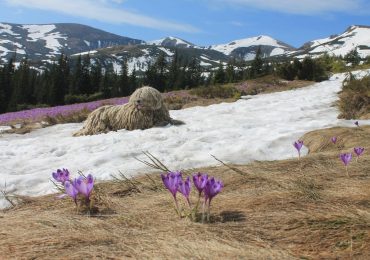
left=161, top=171, right=182, bottom=198
left=74, top=174, right=94, bottom=199
left=64, top=180, right=79, bottom=205
left=293, top=140, right=304, bottom=159
left=331, top=137, right=337, bottom=144
left=204, top=177, right=223, bottom=203
left=340, top=153, right=352, bottom=166
left=354, top=147, right=365, bottom=161
left=178, top=176, right=191, bottom=206
left=192, top=172, right=208, bottom=194
left=355, top=121, right=359, bottom=127
left=52, top=168, right=70, bottom=183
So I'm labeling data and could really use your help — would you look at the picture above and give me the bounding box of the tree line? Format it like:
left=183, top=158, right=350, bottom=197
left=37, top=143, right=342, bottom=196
left=1, top=46, right=360, bottom=114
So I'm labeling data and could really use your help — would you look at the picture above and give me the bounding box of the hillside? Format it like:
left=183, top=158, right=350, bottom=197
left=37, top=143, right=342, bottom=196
left=0, top=22, right=143, bottom=64
left=0, top=22, right=369, bottom=73
left=1, top=125, right=369, bottom=259
left=290, top=25, right=370, bottom=59
left=209, top=35, right=295, bottom=60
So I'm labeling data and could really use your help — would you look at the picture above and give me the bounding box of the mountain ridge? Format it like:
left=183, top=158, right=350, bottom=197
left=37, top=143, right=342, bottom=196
left=0, top=22, right=369, bottom=72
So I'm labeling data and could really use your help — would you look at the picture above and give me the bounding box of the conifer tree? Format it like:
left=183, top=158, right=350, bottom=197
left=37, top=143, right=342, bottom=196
left=71, top=55, right=83, bottom=94
left=129, top=66, right=138, bottom=94
left=8, top=57, right=30, bottom=110
left=250, top=46, right=263, bottom=78
left=118, top=59, right=130, bottom=96
left=214, top=62, right=226, bottom=84
left=90, top=62, right=102, bottom=94
left=345, top=48, right=361, bottom=67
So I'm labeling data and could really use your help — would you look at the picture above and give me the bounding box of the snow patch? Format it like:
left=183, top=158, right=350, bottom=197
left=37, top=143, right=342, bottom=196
left=1, top=70, right=370, bottom=208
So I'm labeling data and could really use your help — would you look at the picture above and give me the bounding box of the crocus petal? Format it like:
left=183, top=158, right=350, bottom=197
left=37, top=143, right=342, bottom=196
left=65, top=180, right=78, bottom=200
left=192, top=172, right=208, bottom=194
left=340, top=153, right=352, bottom=166
left=74, top=175, right=94, bottom=198
left=162, top=171, right=181, bottom=197
left=293, top=140, right=304, bottom=152
left=178, top=176, right=191, bottom=198
left=354, top=147, right=365, bottom=157
left=204, top=177, right=223, bottom=202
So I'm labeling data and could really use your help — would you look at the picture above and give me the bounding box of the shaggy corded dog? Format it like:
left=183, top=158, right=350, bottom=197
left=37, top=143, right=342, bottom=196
left=73, top=86, right=183, bottom=136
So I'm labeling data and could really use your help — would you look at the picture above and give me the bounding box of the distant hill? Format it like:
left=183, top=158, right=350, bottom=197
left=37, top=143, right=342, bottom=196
left=0, top=22, right=369, bottom=72
left=289, top=25, right=370, bottom=58
left=0, top=22, right=143, bottom=63
left=209, top=35, right=296, bottom=60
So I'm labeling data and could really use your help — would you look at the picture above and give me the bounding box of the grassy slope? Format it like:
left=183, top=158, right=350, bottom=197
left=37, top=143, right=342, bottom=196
left=1, top=126, right=369, bottom=259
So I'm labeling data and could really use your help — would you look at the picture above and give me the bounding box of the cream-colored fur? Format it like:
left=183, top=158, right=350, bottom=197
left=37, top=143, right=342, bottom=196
left=73, top=86, right=179, bottom=136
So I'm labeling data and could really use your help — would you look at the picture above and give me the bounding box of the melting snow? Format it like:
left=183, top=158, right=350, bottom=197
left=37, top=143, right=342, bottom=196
left=1, top=70, right=370, bottom=208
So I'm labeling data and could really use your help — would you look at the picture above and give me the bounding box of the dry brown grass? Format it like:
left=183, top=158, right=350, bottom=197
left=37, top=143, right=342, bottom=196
left=1, top=127, right=370, bottom=259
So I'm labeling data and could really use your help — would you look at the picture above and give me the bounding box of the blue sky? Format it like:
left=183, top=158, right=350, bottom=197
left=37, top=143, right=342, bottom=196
left=0, top=0, right=369, bottom=48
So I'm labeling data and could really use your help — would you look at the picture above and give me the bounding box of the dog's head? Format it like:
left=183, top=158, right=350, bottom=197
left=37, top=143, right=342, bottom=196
left=129, top=86, right=163, bottom=111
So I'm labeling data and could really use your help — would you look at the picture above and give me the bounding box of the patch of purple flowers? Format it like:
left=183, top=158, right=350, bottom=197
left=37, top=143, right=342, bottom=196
left=52, top=169, right=95, bottom=211
left=0, top=97, right=129, bottom=125
left=161, top=171, right=223, bottom=222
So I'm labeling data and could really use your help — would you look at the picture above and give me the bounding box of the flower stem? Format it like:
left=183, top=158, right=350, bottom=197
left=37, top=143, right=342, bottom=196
left=346, top=165, right=349, bottom=177
left=201, top=200, right=206, bottom=223
left=207, top=200, right=211, bottom=222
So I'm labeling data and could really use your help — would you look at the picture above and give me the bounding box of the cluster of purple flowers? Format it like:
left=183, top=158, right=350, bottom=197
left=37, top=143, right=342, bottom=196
left=161, top=171, right=223, bottom=222
left=0, top=97, right=129, bottom=125
left=52, top=168, right=94, bottom=209
left=331, top=135, right=365, bottom=177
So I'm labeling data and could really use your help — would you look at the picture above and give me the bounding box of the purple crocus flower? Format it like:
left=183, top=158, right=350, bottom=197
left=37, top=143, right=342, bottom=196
left=178, top=176, right=191, bottom=206
left=64, top=180, right=79, bottom=205
left=161, top=171, right=182, bottom=198
left=204, top=177, right=223, bottom=203
left=331, top=137, right=337, bottom=144
left=340, top=153, right=352, bottom=166
left=293, top=140, right=304, bottom=159
left=340, top=153, right=352, bottom=177
left=161, top=171, right=182, bottom=212
left=354, top=147, right=365, bottom=162
left=74, top=174, right=94, bottom=199
left=52, top=168, right=70, bottom=184
left=192, top=172, right=208, bottom=195
left=203, top=177, right=223, bottom=222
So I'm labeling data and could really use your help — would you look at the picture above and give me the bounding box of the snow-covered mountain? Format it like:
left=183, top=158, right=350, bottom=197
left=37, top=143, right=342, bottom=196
left=73, top=43, right=229, bottom=74
left=209, top=35, right=295, bottom=60
left=291, top=25, right=370, bottom=58
left=147, top=36, right=198, bottom=48
left=0, top=22, right=143, bottom=63
left=0, top=22, right=369, bottom=72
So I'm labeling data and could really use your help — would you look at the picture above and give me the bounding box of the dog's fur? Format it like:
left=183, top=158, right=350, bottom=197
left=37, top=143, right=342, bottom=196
left=73, top=86, right=181, bottom=136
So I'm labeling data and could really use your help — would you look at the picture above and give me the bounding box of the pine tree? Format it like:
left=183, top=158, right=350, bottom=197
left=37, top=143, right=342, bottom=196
left=129, top=66, right=138, bottom=94
left=81, top=54, right=91, bottom=94
left=90, top=62, right=102, bottom=94
left=168, top=50, right=180, bottom=89
left=214, top=62, right=226, bottom=84
left=8, top=57, right=30, bottom=111
left=186, top=57, right=202, bottom=88
left=71, top=55, right=83, bottom=94
left=250, top=46, right=263, bottom=78
left=49, top=54, right=70, bottom=105
left=118, top=59, right=130, bottom=96
left=345, top=48, right=361, bottom=67
left=225, top=59, right=236, bottom=83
